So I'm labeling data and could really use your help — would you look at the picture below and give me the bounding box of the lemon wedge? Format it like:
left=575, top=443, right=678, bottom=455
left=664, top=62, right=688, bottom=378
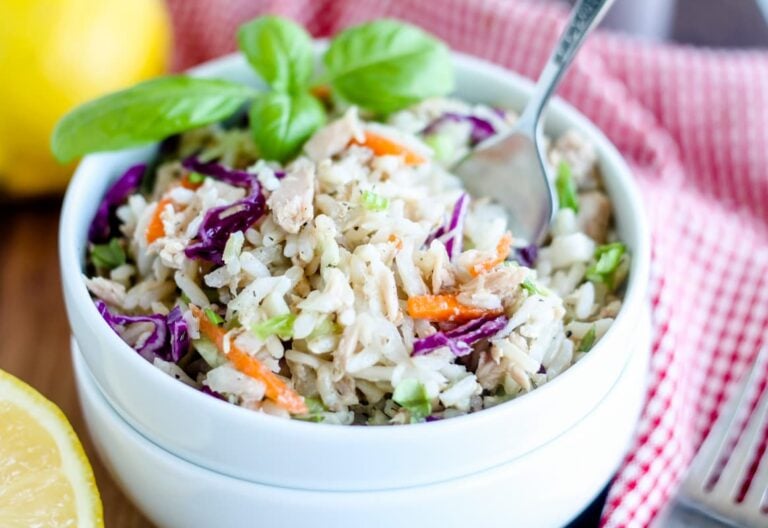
left=0, top=369, right=103, bottom=527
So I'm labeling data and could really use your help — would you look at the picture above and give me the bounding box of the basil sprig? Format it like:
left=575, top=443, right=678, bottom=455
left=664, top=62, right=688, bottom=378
left=51, top=17, right=454, bottom=164
left=52, top=77, right=257, bottom=163
left=325, top=19, right=454, bottom=114
left=237, top=16, right=314, bottom=93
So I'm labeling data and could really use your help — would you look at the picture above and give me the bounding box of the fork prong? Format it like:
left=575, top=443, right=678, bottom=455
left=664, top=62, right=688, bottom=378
left=714, top=373, right=768, bottom=501
left=742, top=395, right=768, bottom=513
left=683, top=355, right=763, bottom=495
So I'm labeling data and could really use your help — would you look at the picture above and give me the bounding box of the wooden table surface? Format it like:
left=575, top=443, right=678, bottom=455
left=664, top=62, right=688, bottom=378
left=1, top=200, right=151, bottom=527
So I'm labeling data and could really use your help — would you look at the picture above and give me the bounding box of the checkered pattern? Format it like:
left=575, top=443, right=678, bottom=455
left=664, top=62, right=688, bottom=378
left=164, top=0, right=768, bottom=525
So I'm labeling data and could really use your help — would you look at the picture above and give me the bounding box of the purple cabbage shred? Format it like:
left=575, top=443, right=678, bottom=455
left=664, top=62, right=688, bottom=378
left=421, top=112, right=497, bottom=146
left=167, top=306, right=190, bottom=362
left=95, top=300, right=190, bottom=363
left=184, top=188, right=266, bottom=265
left=182, top=156, right=285, bottom=187
left=89, top=164, right=145, bottom=243
left=201, top=385, right=226, bottom=400
left=515, top=244, right=539, bottom=268
left=412, top=315, right=507, bottom=357
left=182, top=156, right=256, bottom=188
left=425, top=194, right=469, bottom=259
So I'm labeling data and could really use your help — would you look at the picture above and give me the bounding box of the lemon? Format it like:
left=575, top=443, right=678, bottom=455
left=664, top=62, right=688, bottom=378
left=0, top=0, right=170, bottom=196
left=0, top=369, right=103, bottom=527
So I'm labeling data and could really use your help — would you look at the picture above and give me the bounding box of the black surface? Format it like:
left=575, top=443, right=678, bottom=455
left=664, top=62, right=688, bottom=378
left=565, top=483, right=611, bottom=528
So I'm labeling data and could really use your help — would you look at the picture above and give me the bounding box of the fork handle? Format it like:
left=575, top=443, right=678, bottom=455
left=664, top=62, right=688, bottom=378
left=519, top=0, right=615, bottom=129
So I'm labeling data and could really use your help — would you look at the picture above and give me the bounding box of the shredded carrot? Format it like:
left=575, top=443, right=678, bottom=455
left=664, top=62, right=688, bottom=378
left=470, top=232, right=513, bottom=277
left=310, top=84, right=332, bottom=101
left=180, top=173, right=203, bottom=190
left=352, top=131, right=425, bottom=165
left=191, top=306, right=307, bottom=414
left=145, top=197, right=174, bottom=244
left=406, top=294, right=503, bottom=323
left=388, top=234, right=403, bottom=250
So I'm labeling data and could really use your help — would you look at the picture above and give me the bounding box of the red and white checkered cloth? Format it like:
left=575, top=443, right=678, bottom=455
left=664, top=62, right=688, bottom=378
left=165, top=0, right=768, bottom=525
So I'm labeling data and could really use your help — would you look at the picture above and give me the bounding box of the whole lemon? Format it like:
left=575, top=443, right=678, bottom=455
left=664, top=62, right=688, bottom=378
left=0, top=0, right=171, bottom=197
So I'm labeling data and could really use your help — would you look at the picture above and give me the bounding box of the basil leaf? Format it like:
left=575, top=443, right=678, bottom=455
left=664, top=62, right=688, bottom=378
left=324, top=20, right=454, bottom=114
left=90, top=238, right=126, bottom=269
left=52, top=76, right=258, bottom=162
left=555, top=161, right=579, bottom=212
left=237, top=16, right=314, bottom=93
left=249, top=91, right=326, bottom=162
left=393, top=379, right=432, bottom=422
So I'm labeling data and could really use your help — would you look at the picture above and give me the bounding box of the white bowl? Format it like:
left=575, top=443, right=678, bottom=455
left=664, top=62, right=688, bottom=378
left=59, top=50, right=650, bottom=491
left=73, top=311, right=650, bottom=528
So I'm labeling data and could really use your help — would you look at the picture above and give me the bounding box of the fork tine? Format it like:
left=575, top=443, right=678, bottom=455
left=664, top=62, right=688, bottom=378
left=714, top=367, right=768, bottom=501
left=742, top=388, right=768, bottom=512
left=683, top=347, right=767, bottom=493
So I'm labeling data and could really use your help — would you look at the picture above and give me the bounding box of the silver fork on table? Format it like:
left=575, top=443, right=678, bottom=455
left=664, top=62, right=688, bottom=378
left=657, top=345, right=768, bottom=527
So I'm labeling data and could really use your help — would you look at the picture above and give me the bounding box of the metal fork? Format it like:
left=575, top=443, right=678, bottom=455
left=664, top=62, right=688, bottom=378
left=658, top=345, right=768, bottom=527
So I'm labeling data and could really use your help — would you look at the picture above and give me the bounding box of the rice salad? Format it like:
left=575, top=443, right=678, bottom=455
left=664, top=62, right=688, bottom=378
left=83, top=95, right=629, bottom=425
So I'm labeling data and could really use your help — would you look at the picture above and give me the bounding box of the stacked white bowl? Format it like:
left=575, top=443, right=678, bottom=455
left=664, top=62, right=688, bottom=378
left=60, top=51, right=651, bottom=528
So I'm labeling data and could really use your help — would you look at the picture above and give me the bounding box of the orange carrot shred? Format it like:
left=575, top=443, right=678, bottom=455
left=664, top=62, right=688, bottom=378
left=388, top=234, right=403, bottom=250
left=351, top=131, right=425, bottom=165
left=191, top=306, right=307, bottom=414
left=470, top=232, right=513, bottom=277
left=145, top=197, right=174, bottom=244
left=310, top=84, right=332, bottom=101
left=180, top=173, right=203, bottom=190
left=406, top=294, right=503, bottom=323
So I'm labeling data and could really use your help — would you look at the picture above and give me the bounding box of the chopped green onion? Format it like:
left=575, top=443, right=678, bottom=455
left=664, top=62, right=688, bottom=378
left=555, top=161, right=579, bottom=212
left=586, top=242, right=626, bottom=287
left=424, top=133, right=453, bottom=163
left=361, top=190, right=389, bottom=212
left=188, top=172, right=205, bottom=184
left=295, top=396, right=326, bottom=422
left=308, top=317, right=341, bottom=340
left=204, top=308, right=224, bottom=325
left=393, top=379, right=431, bottom=422
left=520, top=277, right=545, bottom=296
left=90, top=238, right=126, bottom=269
left=578, top=325, right=597, bottom=352
left=251, top=313, right=296, bottom=340
left=193, top=338, right=226, bottom=368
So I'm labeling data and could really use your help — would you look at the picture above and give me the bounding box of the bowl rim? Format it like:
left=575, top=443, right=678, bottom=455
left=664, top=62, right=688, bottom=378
left=59, top=49, right=650, bottom=440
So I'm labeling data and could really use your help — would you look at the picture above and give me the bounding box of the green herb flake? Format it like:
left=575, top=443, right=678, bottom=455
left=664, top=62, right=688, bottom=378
left=392, top=379, right=432, bottom=422
left=578, top=325, right=597, bottom=353
left=251, top=313, right=296, bottom=341
left=188, top=172, right=205, bottom=184
left=204, top=308, right=225, bottom=326
left=295, top=396, right=326, bottom=422
left=586, top=242, right=626, bottom=286
left=90, top=238, right=126, bottom=269
left=424, top=133, right=453, bottom=163
left=361, top=190, right=389, bottom=212
left=520, top=277, right=544, bottom=296
left=308, top=317, right=341, bottom=340
left=555, top=161, right=579, bottom=212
